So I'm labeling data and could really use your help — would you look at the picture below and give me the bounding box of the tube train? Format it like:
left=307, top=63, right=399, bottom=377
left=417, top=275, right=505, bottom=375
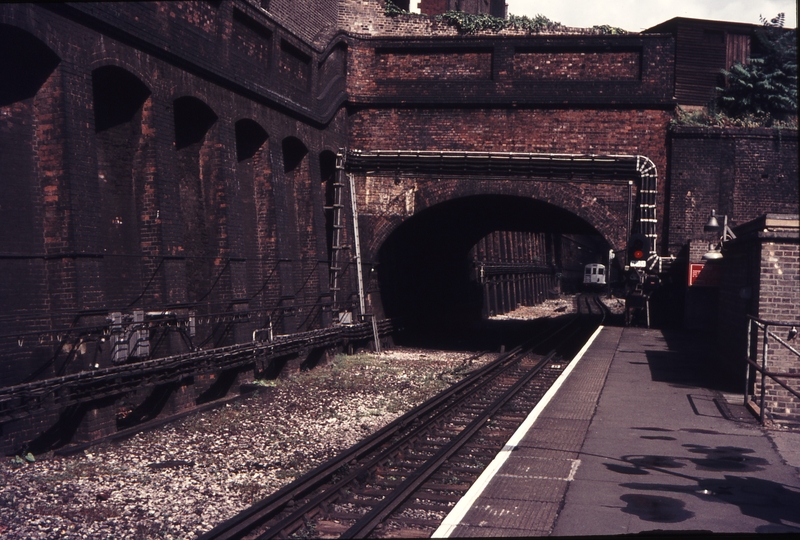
left=583, top=263, right=607, bottom=287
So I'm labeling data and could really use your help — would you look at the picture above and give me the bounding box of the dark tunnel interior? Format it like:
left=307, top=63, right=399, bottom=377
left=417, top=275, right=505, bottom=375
left=377, top=194, right=609, bottom=347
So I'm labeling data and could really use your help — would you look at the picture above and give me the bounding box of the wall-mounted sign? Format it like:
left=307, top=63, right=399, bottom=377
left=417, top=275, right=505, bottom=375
left=688, top=262, right=722, bottom=287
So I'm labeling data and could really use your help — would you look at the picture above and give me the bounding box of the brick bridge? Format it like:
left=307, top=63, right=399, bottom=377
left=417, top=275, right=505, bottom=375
left=0, top=1, right=796, bottom=452
left=342, top=150, right=658, bottom=320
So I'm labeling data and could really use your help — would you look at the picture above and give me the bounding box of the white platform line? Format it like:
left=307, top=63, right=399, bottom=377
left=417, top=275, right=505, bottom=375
left=431, top=325, right=604, bottom=538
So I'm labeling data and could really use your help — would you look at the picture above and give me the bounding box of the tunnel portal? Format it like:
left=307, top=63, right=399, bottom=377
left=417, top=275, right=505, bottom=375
left=376, top=194, right=611, bottom=339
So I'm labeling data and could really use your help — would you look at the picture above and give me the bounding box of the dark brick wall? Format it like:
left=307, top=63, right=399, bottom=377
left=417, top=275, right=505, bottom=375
left=470, top=231, right=554, bottom=316
left=513, top=50, right=641, bottom=80
left=375, top=48, right=493, bottom=80
left=1, top=0, right=796, bottom=451
left=715, top=218, right=799, bottom=422
left=758, top=238, right=800, bottom=422
left=667, top=127, right=799, bottom=258
left=0, top=2, right=346, bottom=392
left=418, top=0, right=499, bottom=16
left=266, top=0, right=339, bottom=46
left=348, top=107, right=670, bottom=254
left=232, top=8, right=273, bottom=68
left=348, top=35, right=674, bottom=106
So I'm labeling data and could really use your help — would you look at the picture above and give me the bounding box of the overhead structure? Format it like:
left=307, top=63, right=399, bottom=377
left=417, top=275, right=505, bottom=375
left=346, top=149, right=661, bottom=270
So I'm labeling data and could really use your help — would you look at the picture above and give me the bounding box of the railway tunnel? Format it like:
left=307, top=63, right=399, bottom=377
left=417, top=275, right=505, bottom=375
left=374, top=194, right=612, bottom=347
left=344, top=149, right=645, bottom=348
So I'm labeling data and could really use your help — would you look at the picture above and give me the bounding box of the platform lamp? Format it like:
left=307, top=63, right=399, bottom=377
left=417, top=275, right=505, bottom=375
left=702, top=209, right=737, bottom=260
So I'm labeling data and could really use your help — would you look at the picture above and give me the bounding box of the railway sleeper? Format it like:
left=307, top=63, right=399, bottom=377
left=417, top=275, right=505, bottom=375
left=492, top=413, right=528, bottom=422
left=460, top=437, right=508, bottom=459
left=411, top=443, right=447, bottom=454
left=370, top=478, right=407, bottom=489
left=325, top=511, right=362, bottom=522
left=314, top=520, right=353, bottom=536
left=376, top=466, right=417, bottom=476
left=402, top=450, right=437, bottom=460
left=419, top=482, right=473, bottom=492
left=345, top=490, right=385, bottom=501
left=385, top=516, right=442, bottom=527
left=390, top=458, right=429, bottom=468
left=433, top=460, right=488, bottom=471
left=400, top=501, right=455, bottom=513
left=407, top=490, right=469, bottom=503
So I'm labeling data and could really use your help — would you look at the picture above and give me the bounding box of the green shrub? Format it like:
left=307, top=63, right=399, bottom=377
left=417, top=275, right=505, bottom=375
left=715, top=13, right=797, bottom=126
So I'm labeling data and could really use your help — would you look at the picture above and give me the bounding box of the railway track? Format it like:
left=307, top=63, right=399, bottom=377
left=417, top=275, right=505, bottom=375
left=200, top=302, right=606, bottom=539
left=577, top=292, right=610, bottom=321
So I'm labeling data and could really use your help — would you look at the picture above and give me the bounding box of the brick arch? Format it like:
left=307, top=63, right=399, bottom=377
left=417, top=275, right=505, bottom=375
left=281, top=136, right=309, bottom=172
left=370, top=191, right=617, bottom=322
left=0, top=24, right=62, bottom=321
left=0, top=24, right=61, bottom=106
left=173, top=96, right=218, bottom=149
left=88, top=57, right=158, bottom=96
left=234, top=118, right=268, bottom=161
left=91, top=65, right=154, bottom=307
left=427, top=180, right=625, bottom=245
left=91, top=65, right=151, bottom=132
left=363, top=180, right=629, bottom=264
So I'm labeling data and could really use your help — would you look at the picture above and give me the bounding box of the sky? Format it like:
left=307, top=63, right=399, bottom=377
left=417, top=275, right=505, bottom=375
left=504, top=0, right=798, bottom=31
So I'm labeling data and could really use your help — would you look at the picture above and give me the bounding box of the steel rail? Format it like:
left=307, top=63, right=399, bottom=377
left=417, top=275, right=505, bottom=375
left=340, top=350, right=558, bottom=539
left=248, top=352, right=533, bottom=540
left=199, top=317, right=579, bottom=540
left=201, top=347, right=525, bottom=540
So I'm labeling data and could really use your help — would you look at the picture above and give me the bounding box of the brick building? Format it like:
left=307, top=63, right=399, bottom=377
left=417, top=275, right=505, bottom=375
left=713, top=215, right=800, bottom=425
left=0, top=1, right=797, bottom=452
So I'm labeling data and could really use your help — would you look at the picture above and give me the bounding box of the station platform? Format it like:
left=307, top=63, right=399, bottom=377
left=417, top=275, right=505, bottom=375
left=433, top=326, right=800, bottom=537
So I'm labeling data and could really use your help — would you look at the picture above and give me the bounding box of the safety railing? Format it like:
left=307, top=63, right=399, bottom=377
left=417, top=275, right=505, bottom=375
left=745, top=315, right=800, bottom=425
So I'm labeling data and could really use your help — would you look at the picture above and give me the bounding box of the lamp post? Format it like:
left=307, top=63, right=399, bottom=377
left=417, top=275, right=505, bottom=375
left=702, top=210, right=736, bottom=260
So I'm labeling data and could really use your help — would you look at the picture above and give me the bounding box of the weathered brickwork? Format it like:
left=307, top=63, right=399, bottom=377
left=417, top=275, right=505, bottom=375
left=513, top=50, right=641, bottom=80
left=375, top=48, right=493, bottom=80
left=279, top=39, right=312, bottom=89
left=716, top=217, right=800, bottom=423
left=232, top=8, right=273, bottom=67
left=264, top=0, right=339, bottom=46
left=347, top=35, right=674, bottom=105
left=0, top=1, right=353, bottom=453
left=356, top=173, right=636, bottom=261
left=1, top=0, right=797, bottom=452
left=667, top=127, right=799, bottom=257
left=348, top=107, right=670, bottom=254
left=759, top=237, right=800, bottom=422
left=470, top=231, right=555, bottom=317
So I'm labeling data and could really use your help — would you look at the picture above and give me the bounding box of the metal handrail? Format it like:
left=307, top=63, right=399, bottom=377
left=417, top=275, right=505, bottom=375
left=745, top=315, right=800, bottom=425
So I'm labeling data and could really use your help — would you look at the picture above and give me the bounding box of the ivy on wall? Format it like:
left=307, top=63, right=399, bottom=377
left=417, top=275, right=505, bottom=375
left=384, top=1, right=627, bottom=35
left=384, top=0, right=409, bottom=16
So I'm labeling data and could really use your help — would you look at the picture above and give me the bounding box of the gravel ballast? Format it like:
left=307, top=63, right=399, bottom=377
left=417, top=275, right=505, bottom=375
left=1, top=296, right=597, bottom=539
left=0, top=348, right=497, bottom=539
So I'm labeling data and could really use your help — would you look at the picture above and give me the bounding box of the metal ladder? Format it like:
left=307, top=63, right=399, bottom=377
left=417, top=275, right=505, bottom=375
left=328, top=153, right=348, bottom=313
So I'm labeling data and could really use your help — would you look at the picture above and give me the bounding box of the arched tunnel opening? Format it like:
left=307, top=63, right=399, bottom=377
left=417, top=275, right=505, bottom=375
left=377, top=195, right=612, bottom=349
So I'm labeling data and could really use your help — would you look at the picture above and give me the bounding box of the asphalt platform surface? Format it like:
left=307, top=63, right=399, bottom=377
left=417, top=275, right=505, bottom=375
left=433, top=326, right=800, bottom=537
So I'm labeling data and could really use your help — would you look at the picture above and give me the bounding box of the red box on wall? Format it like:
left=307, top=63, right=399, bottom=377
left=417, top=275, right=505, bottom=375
left=688, top=262, right=722, bottom=287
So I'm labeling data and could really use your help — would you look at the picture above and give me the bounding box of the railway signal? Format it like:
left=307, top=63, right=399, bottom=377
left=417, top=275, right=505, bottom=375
left=627, top=233, right=650, bottom=268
